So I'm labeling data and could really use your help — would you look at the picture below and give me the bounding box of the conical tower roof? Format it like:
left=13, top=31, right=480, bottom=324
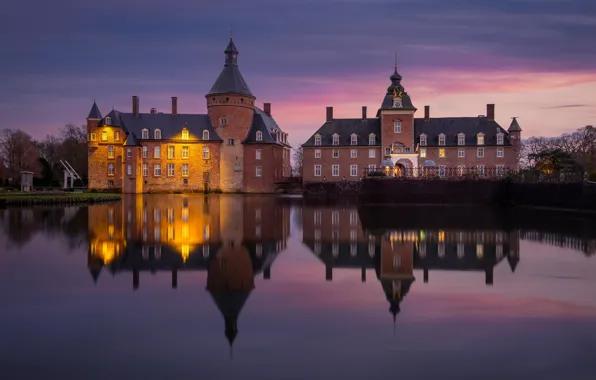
left=508, top=117, right=522, bottom=132
left=87, top=101, right=102, bottom=120
left=207, top=38, right=253, bottom=97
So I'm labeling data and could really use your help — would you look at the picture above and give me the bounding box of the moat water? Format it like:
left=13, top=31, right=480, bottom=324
left=1, top=195, right=596, bottom=380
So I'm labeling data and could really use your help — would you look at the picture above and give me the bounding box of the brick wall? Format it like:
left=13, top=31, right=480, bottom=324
left=381, top=110, right=416, bottom=153
left=420, top=145, right=517, bottom=170
left=303, top=146, right=381, bottom=182
left=244, top=144, right=288, bottom=192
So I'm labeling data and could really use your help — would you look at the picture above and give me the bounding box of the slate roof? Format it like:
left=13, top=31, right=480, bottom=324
left=207, top=38, right=253, bottom=97
left=243, top=107, right=289, bottom=146
left=508, top=117, right=522, bottom=132
left=302, top=118, right=381, bottom=147
left=123, top=133, right=140, bottom=146
left=87, top=101, right=102, bottom=119
left=415, top=117, right=512, bottom=146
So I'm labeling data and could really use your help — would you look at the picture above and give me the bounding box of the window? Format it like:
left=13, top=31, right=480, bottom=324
left=394, top=120, right=402, bottom=133
left=458, top=148, right=465, bottom=158
left=105, top=117, right=112, bottom=126
left=181, top=129, right=189, bottom=140
left=142, top=129, right=149, bottom=139
left=227, top=138, right=234, bottom=145
left=350, top=165, right=358, bottom=177
left=497, top=147, right=504, bottom=158
left=90, top=133, right=96, bottom=141
left=315, top=149, right=321, bottom=158
left=182, top=146, right=189, bottom=159
left=107, top=145, right=114, bottom=158
left=496, top=165, right=505, bottom=177
left=182, top=164, right=189, bottom=177
left=458, top=133, right=465, bottom=146
left=420, top=148, right=426, bottom=158
left=439, top=165, right=446, bottom=177
left=438, top=134, right=446, bottom=146
left=252, top=130, right=262, bottom=141
left=385, top=147, right=391, bottom=156
left=477, top=133, right=485, bottom=145
left=108, top=180, right=114, bottom=187
left=369, top=149, right=376, bottom=158
left=143, top=163, right=148, bottom=177
left=332, top=165, right=339, bottom=176
left=314, top=165, right=322, bottom=176
left=497, top=133, right=504, bottom=145
left=126, top=148, right=132, bottom=158
left=107, top=163, right=115, bottom=176
left=369, top=134, right=375, bottom=145
left=332, top=134, right=339, bottom=145
left=167, top=163, right=174, bottom=177
left=439, top=148, right=445, bottom=158
left=142, top=145, right=148, bottom=158
left=351, top=134, right=357, bottom=145
left=256, top=166, right=262, bottom=177
left=168, top=146, right=175, bottom=159
left=368, top=164, right=376, bottom=173
left=154, top=146, right=161, bottom=158
left=220, top=118, right=227, bottom=126
left=314, top=134, right=321, bottom=146
left=127, top=164, right=132, bottom=176
left=154, top=164, right=161, bottom=176
left=351, top=149, right=357, bottom=158
left=333, top=149, right=339, bottom=158
left=477, top=165, right=485, bottom=176
left=101, top=130, right=108, bottom=142
left=115, top=132, right=120, bottom=141
left=419, top=134, right=427, bottom=146
left=256, top=149, right=261, bottom=160
left=477, top=147, right=485, bottom=157
left=203, top=146, right=210, bottom=159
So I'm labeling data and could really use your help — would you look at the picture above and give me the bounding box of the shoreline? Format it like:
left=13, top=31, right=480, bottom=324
left=0, top=193, right=121, bottom=207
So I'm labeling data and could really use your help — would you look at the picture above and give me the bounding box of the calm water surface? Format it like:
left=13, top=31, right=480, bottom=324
left=1, top=195, right=596, bottom=380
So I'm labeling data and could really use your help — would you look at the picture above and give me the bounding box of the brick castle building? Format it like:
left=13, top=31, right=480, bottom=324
left=86, top=38, right=291, bottom=193
left=302, top=64, right=522, bottom=181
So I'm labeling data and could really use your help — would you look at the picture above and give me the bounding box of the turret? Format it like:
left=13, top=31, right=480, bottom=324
left=508, top=118, right=522, bottom=169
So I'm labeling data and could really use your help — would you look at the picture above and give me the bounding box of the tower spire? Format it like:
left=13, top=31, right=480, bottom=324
left=394, top=51, right=398, bottom=69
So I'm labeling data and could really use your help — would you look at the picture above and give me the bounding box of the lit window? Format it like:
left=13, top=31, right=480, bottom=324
left=497, top=133, right=504, bottom=145
left=167, top=163, right=174, bottom=177
left=142, top=145, right=148, bottom=158
left=369, top=149, right=376, bottom=158
left=458, top=133, right=465, bottom=145
left=438, top=134, right=446, bottom=146
left=439, top=148, right=445, bottom=158
left=419, top=134, right=427, bottom=146
left=143, top=163, right=148, bottom=177
left=420, top=148, right=426, bottom=158
left=256, top=166, right=262, bottom=177
left=332, top=165, right=339, bottom=176
left=168, top=146, right=175, bottom=159
left=90, top=133, right=96, bottom=141
left=458, top=148, right=465, bottom=158
left=394, top=120, right=402, bottom=133
left=369, top=134, right=375, bottom=145
left=154, top=146, right=161, bottom=158
left=142, top=129, right=149, bottom=139
left=332, top=134, right=339, bottom=145
left=107, top=163, right=114, bottom=176
left=256, top=149, right=261, bottom=160
left=314, top=149, right=321, bottom=158
left=256, top=131, right=263, bottom=141
left=497, top=148, right=504, bottom=158
left=182, top=146, right=189, bottom=159
left=101, top=130, right=108, bottom=142
left=105, top=117, right=112, bottom=126
left=350, top=165, right=358, bottom=177
left=107, top=145, right=114, bottom=158
left=477, top=133, right=484, bottom=145
left=154, top=164, right=161, bottom=177
left=181, top=129, right=189, bottom=140
left=314, top=165, right=322, bottom=176
left=333, top=149, right=339, bottom=158
left=351, top=134, right=357, bottom=145
left=351, top=149, right=357, bottom=158
left=115, top=132, right=120, bottom=141
left=182, top=164, right=189, bottom=177
left=477, top=147, right=485, bottom=157
left=202, top=146, right=210, bottom=159
left=314, top=134, right=321, bottom=146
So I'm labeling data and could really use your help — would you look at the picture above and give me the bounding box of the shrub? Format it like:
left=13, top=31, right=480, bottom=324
left=368, top=171, right=387, bottom=177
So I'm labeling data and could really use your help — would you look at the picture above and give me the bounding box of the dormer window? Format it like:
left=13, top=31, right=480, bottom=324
left=496, top=132, right=504, bottom=145
left=154, top=129, right=162, bottom=139
left=256, top=131, right=263, bottom=141
left=419, top=134, right=427, bottom=146
left=142, top=129, right=149, bottom=139
left=181, top=128, right=189, bottom=140
left=314, top=134, right=321, bottom=146
left=438, top=133, right=446, bottom=146
left=477, top=133, right=485, bottom=145
left=369, top=134, right=376, bottom=145
left=394, top=120, right=402, bottom=133
left=332, top=133, right=339, bottom=146
left=350, top=134, right=357, bottom=145
left=105, top=117, right=112, bottom=126
left=458, top=133, right=466, bottom=146
left=202, top=130, right=209, bottom=140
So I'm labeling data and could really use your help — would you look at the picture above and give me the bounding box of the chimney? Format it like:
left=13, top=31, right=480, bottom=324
left=264, top=102, right=271, bottom=116
left=132, top=96, right=139, bottom=117
left=171, top=97, right=178, bottom=115
left=424, top=105, right=430, bottom=119
left=326, top=106, right=333, bottom=122
left=362, top=106, right=367, bottom=119
left=487, top=104, right=495, bottom=120
left=150, top=108, right=157, bottom=114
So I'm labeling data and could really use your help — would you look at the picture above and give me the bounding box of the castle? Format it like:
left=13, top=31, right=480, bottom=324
left=86, top=38, right=291, bottom=193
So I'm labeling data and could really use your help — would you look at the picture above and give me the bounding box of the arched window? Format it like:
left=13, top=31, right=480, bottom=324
left=104, top=117, right=112, bottom=126
left=181, top=128, right=189, bottom=140
left=419, top=134, right=427, bottom=146
left=256, top=131, right=263, bottom=141
left=458, top=133, right=466, bottom=146
left=477, top=133, right=485, bottom=145
left=202, top=130, right=209, bottom=140
left=438, top=133, right=446, bottom=146
left=350, top=134, right=357, bottom=145
left=142, top=129, right=149, bottom=139
left=332, top=133, right=339, bottom=146
left=369, top=134, right=376, bottom=145
left=496, top=132, right=504, bottom=145
left=154, top=129, right=161, bottom=139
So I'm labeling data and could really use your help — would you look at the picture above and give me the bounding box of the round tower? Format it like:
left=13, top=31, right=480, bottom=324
left=206, top=38, right=256, bottom=192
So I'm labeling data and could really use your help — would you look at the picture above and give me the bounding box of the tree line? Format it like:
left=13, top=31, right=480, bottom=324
left=0, top=124, right=88, bottom=187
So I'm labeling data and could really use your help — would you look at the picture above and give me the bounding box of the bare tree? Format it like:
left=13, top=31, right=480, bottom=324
left=60, top=124, right=88, bottom=180
left=0, top=129, right=41, bottom=182
left=292, top=144, right=303, bottom=177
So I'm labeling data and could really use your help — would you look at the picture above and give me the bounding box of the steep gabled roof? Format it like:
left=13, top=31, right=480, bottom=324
left=415, top=117, right=512, bottom=146
left=123, top=133, right=140, bottom=146
left=243, top=107, right=289, bottom=146
left=302, top=118, right=381, bottom=147
left=87, top=101, right=102, bottom=119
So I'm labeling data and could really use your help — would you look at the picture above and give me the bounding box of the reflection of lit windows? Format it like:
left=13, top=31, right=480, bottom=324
left=182, top=208, right=189, bottom=222
left=181, top=244, right=190, bottom=262
left=368, top=234, right=375, bottom=243
left=350, top=243, right=357, bottom=256
left=155, top=246, right=161, bottom=259
left=314, top=242, right=321, bottom=255
left=438, top=243, right=445, bottom=258
left=419, top=230, right=426, bottom=240
left=350, top=211, right=357, bottom=226
left=168, top=225, right=174, bottom=241
left=476, top=243, right=484, bottom=259
left=255, top=225, right=261, bottom=238
left=127, top=211, right=132, bottom=224
left=314, top=211, right=321, bottom=226
left=255, top=208, right=261, bottom=222
left=204, top=225, right=210, bottom=240
left=438, top=230, right=445, bottom=243
left=314, top=229, right=321, bottom=240
left=393, top=254, right=401, bottom=268
left=496, top=232, right=503, bottom=243
left=350, top=229, right=357, bottom=241
left=167, top=208, right=174, bottom=223
left=154, top=209, right=160, bottom=222
left=143, top=228, right=147, bottom=242
left=332, top=211, right=339, bottom=225
left=457, top=243, right=465, bottom=258
left=496, top=244, right=503, bottom=258
left=108, top=208, right=114, bottom=223
left=332, top=230, right=339, bottom=241
left=154, top=226, right=160, bottom=241
left=332, top=243, right=339, bottom=257
left=256, top=244, right=262, bottom=257
left=459, top=231, right=465, bottom=242
left=142, top=246, right=149, bottom=259
left=203, top=245, right=210, bottom=258
left=182, top=225, right=189, bottom=240
left=143, top=209, right=147, bottom=223
left=108, top=225, right=114, bottom=240
left=477, top=232, right=485, bottom=243
left=419, top=242, right=426, bottom=257
left=368, top=243, right=375, bottom=257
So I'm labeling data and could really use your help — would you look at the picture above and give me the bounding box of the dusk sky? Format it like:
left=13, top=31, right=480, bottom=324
left=1, top=0, right=595, bottom=147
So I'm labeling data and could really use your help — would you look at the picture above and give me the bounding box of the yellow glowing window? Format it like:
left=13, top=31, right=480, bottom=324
left=182, top=129, right=189, bottom=140
left=439, top=148, right=445, bottom=158
left=182, top=224, right=189, bottom=240
left=168, top=146, right=175, bottom=159
left=101, top=130, right=108, bottom=142
left=182, top=146, right=189, bottom=159
left=438, top=230, right=445, bottom=243
left=420, top=148, right=426, bottom=158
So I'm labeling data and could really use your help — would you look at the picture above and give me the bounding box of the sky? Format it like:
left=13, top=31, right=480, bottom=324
left=1, top=0, right=595, bottom=148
